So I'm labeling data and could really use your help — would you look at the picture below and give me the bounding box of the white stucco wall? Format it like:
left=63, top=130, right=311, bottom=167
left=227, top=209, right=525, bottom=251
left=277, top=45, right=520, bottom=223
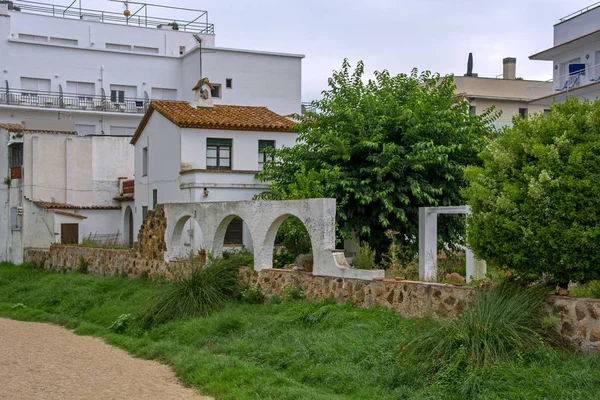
left=53, top=213, right=84, bottom=245
left=78, top=209, right=123, bottom=242
left=22, top=201, right=56, bottom=250
left=554, top=6, right=600, bottom=46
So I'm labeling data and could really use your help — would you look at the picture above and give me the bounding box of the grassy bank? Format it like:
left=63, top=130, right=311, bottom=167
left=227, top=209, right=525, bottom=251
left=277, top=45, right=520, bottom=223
left=1, top=263, right=599, bottom=399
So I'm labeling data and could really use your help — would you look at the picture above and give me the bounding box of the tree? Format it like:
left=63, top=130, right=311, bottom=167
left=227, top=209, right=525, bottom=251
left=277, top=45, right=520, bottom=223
left=463, top=98, right=600, bottom=283
left=257, top=60, right=496, bottom=256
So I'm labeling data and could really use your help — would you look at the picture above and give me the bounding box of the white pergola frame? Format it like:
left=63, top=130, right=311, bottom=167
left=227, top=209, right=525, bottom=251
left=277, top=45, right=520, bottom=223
left=418, top=206, right=486, bottom=282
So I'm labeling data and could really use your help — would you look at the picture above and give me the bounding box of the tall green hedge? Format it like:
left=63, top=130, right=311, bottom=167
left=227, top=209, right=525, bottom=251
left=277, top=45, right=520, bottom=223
left=464, top=98, right=600, bottom=283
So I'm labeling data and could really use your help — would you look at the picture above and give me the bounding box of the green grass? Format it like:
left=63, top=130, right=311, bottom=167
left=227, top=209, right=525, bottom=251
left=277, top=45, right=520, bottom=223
left=1, top=262, right=600, bottom=399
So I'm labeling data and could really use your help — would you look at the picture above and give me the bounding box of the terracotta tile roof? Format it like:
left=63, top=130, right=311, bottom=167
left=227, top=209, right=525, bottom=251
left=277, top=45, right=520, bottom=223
left=0, top=123, right=25, bottom=132
left=113, top=195, right=134, bottom=202
left=33, top=201, right=120, bottom=210
left=53, top=210, right=88, bottom=219
left=131, top=101, right=296, bottom=145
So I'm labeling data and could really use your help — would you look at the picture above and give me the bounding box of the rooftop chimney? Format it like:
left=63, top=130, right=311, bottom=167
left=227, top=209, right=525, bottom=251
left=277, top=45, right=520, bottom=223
left=503, top=57, right=516, bottom=80
left=191, top=78, right=214, bottom=108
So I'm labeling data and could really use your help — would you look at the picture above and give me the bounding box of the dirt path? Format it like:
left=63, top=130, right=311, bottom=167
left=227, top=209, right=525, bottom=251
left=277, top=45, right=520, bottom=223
left=0, top=318, right=213, bottom=400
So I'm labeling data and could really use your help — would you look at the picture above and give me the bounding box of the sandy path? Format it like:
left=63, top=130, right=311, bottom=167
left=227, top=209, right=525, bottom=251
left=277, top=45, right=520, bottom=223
left=0, top=318, right=213, bottom=400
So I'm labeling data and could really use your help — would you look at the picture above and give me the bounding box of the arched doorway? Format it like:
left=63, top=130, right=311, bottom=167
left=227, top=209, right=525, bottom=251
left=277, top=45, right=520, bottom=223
left=124, top=206, right=133, bottom=246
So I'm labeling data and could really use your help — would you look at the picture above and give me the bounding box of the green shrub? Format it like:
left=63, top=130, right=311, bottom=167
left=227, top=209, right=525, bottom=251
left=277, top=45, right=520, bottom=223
left=240, top=285, right=264, bottom=304
left=281, top=283, right=305, bottom=302
left=222, top=247, right=254, bottom=267
left=351, top=241, right=376, bottom=270
left=295, top=253, right=313, bottom=270
left=77, top=257, right=89, bottom=274
left=570, top=281, right=600, bottom=299
left=141, top=258, right=240, bottom=327
left=401, top=280, right=550, bottom=373
left=464, top=98, right=600, bottom=283
left=273, top=247, right=295, bottom=269
left=109, top=313, right=132, bottom=333
left=267, top=294, right=282, bottom=305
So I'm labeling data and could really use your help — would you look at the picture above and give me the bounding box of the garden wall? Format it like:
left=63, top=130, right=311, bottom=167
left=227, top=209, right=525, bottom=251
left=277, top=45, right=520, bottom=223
left=23, top=246, right=600, bottom=354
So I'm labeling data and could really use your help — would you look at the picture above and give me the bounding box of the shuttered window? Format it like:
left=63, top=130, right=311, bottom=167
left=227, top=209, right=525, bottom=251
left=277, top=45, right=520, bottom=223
left=224, top=218, right=243, bottom=245
left=206, top=138, right=232, bottom=170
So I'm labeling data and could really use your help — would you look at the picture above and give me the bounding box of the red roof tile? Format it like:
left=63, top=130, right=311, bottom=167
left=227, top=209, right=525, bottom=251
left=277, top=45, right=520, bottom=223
left=53, top=210, right=88, bottom=219
left=33, top=201, right=120, bottom=210
left=131, top=101, right=296, bottom=145
left=0, top=123, right=25, bottom=132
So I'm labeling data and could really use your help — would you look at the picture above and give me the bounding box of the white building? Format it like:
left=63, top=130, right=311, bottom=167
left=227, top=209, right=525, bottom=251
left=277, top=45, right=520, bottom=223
left=529, top=3, right=600, bottom=107
left=0, top=0, right=303, bottom=134
left=131, top=80, right=298, bottom=255
left=0, top=120, right=133, bottom=263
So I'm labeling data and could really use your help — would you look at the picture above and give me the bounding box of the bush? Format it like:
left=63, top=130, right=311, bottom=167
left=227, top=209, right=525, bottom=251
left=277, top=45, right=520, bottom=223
left=109, top=313, right=132, bottom=333
left=281, top=283, right=305, bottom=302
left=222, top=248, right=254, bottom=268
left=401, top=281, right=550, bottom=373
left=240, top=285, right=264, bottom=304
left=351, top=241, right=377, bottom=269
left=463, top=98, right=600, bottom=283
left=295, top=253, right=313, bottom=270
left=570, top=281, right=600, bottom=299
left=141, top=258, right=240, bottom=327
left=77, top=257, right=89, bottom=274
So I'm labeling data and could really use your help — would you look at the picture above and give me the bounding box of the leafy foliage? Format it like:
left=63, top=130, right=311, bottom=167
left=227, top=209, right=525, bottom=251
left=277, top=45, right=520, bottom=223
left=256, top=60, right=496, bottom=256
left=351, top=241, right=377, bottom=269
left=141, top=258, right=240, bottom=327
left=401, top=280, right=551, bottom=383
left=240, top=285, right=264, bottom=304
left=464, top=98, right=600, bottom=283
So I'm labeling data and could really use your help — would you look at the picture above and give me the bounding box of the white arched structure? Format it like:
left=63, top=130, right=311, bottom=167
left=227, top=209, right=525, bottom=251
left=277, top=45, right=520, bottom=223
left=163, top=199, right=384, bottom=280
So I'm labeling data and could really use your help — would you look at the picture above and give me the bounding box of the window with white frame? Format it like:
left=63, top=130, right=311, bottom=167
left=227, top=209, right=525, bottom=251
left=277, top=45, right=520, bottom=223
left=151, top=88, right=177, bottom=100
left=20, top=77, right=51, bottom=97
left=206, top=138, right=231, bottom=170
left=110, top=85, right=136, bottom=103
left=50, top=37, right=78, bottom=46
left=75, top=124, right=96, bottom=135
left=110, top=126, right=136, bottom=135
left=258, top=140, right=275, bottom=170
left=211, top=84, right=222, bottom=98
left=18, top=34, right=48, bottom=43
left=106, top=43, right=132, bottom=52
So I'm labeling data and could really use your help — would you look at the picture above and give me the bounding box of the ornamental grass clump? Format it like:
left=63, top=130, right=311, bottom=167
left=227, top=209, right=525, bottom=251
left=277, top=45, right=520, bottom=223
left=401, top=280, right=551, bottom=373
left=141, top=258, right=240, bottom=328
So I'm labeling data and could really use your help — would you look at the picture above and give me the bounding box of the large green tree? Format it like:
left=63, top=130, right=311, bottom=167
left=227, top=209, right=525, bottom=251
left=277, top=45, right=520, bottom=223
left=464, top=98, right=600, bottom=283
left=257, top=60, right=496, bottom=256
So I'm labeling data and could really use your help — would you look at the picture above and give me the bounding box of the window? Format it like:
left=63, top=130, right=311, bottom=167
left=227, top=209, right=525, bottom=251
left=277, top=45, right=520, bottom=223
left=519, top=108, right=528, bottom=119
left=179, top=46, right=186, bottom=55
left=110, top=84, right=136, bottom=103
left=258, top=140, right=275, bottom=170
left=224, top=217, right=243, bottom=245
left=544, top=109, right=551, bottom=116
left=66, top=81, right=94, bottom=101
left=151, top=88, right=177, bottom=100
left=469, top=105, right=476, bottom=116
left=10, top=207, right=20, bottom=231
left=49, top=37, right=78, bottom=46
left=133, top=46, right=159, bottom=54
left=142, top=206, right=148, bottom=222
left=110, top=126, right=136, bottom=135
left=142, top=147, right=148, bottom=176
left=18, top=34, right=48, bottom=43
left=211, top=84, right=221, bottom=98
left=75, top=124, right=96, bottom=135
left=8, top=143, right=23, bottom=168
left=226, top=78, right=233, bottom=89
left=206, top=138, right=231, bottom=170
left=152, top=189, right=157, bottom=208
left=111, top=90, right=125, bottom=103
left=106, top=43, right=132, bottom=52
left=21, top=77, right=51, bottom=94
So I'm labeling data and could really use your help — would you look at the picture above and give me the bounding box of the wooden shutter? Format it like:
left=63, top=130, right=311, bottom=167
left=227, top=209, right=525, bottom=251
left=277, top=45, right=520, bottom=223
left=224, top=218, right=243, bottom=245
left=61, top=224, right=79, bottom=244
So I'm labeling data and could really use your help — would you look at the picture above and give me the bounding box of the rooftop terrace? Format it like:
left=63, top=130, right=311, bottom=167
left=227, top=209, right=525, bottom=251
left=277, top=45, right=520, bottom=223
left=3, top=0, right=214, bottom=33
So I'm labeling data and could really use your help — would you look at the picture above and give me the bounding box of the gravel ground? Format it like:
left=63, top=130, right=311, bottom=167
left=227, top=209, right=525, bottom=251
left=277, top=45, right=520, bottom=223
left=0, top=318, right=213, bottom=400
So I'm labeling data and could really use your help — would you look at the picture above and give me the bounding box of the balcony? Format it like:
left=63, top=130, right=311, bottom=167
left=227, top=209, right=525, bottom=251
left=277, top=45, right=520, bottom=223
left=10, top=0, right=214, bottom=34
left=0, top=88, right=150, bottom=114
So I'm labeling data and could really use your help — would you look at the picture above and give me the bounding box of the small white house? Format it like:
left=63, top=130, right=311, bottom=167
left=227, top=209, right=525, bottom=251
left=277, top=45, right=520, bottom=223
left=0, top=120, right=134, bottom=263
left=131, top=79, right=298, bottom=255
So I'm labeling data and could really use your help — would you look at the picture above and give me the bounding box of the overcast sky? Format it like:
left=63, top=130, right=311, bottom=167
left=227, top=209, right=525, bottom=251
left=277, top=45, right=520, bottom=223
left=93, top=0, right=592, bottom=102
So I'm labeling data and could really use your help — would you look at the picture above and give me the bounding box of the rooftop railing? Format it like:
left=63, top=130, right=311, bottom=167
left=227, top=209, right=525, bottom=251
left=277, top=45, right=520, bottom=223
left=9, top=0, right=214, bottom=34
left=0, top=88, right=149, bottom=114
left=557, top=2, right=600, bottom=24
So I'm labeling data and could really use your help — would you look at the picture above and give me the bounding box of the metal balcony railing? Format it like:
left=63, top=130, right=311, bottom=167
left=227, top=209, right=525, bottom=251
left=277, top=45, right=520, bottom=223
left=0, top=88, right=149, bottom=114
left=526, top=62, right=600, bottom=99
left=10, top=0, right=214, bottom=34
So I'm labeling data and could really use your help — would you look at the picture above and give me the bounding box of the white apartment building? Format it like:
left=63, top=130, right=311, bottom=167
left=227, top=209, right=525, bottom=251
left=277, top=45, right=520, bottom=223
left=529, top=3, right=600, bottom=107
left=0, top=0, right=303, bottom=135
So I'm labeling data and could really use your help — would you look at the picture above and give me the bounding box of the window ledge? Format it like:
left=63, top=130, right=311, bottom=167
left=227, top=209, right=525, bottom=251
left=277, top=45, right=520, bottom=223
left=180, top=169, right=258, bottom=175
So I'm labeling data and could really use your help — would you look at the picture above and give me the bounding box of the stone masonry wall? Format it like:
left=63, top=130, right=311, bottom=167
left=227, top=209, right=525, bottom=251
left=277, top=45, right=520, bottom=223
left=23, top=246, right=600, bottom=353
left=135, top=205, right=167, bottom=260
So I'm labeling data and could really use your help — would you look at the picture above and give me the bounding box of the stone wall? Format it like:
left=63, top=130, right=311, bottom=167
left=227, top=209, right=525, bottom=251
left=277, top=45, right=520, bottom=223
left=22, top=246, right=600, bottom=353
left=135, top=205, right=167, bottom=260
